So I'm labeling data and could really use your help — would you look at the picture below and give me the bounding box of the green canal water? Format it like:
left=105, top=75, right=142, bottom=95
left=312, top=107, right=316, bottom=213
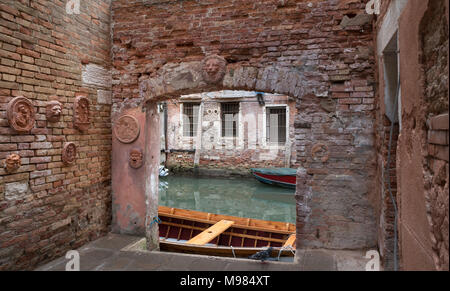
left=159, top=175, right=296, bottom=224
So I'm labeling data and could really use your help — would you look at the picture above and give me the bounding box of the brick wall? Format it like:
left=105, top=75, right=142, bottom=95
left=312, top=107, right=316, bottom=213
left=425, top=113, right=449, bottom=271
left=112, top=0, right=378, bottom=249
left=421, top=0, right=449, bottom=271
left=374, top=0, right=449, bottom=270
left=0, top=0, right=112, bottom=270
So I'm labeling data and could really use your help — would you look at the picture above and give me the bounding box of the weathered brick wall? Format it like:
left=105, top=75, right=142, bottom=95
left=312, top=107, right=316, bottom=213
left=374, top=0, right=449, bottom=270
left=112, top=0, right=378, bottom=249
left=420, top=0, right=449, bottom=271
left=0, top=0, right=112, bottom=270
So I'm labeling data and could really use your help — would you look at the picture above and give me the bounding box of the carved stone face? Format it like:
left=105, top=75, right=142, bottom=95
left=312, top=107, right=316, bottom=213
left=5, top=154, right=21, bottom=173
left=46, top=100, right=63, bottom=122
left=202, top=55, right=227, bottom=84
left=129, top=149, right=143, bottom=169
left=62, top=142, right=77, bottom=165
left=205, top=58, right=221, bottom=76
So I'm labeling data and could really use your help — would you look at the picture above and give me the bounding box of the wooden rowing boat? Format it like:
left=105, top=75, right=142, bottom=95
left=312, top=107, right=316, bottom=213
left=251, top=168, right=297, bottom=189
left=158, top=206, right=296, bottom=258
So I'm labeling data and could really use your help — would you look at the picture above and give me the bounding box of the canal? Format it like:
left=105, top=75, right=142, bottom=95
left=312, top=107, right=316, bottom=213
left=159, top=175, right=296, bottom=223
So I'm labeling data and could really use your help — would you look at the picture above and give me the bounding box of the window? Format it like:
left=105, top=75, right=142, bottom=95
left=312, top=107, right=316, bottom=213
left=221, top=102, right=239, bottom=137
left=266, top=107, right=286, bottom=145
left=182, top=103, right=200, bottom=137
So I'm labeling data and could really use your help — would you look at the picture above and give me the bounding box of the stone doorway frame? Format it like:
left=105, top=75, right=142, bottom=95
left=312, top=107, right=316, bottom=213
left=114, top=56, right=314, bottom=261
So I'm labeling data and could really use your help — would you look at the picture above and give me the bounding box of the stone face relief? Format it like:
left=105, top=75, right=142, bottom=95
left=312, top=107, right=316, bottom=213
left=114, top=115, right=140, bottom=144
left=129, top=149, right=144, bottom=169
left=311, top=143, right=330, bottom=163
left=74, top=96, right=90, bottom=132
left=62, top=142, right=77, bottom=165
left=201, top=54, right=227, bottom=84
left=4, top=154, right=21, bottom=173
left=46, top=100, right=63, bottom=122
left=7, top=96, right=36, bottom=133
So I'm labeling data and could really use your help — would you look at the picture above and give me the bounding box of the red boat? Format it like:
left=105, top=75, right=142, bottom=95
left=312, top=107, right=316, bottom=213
left=251, top=168, right=297, bottom=189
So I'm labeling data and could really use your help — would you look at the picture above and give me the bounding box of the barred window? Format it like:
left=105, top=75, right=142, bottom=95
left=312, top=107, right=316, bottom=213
left=221, top=102, right=239, bottom=137
left=182, top=103, right=200, bottom=137
left=266, top=107, right=286, bottom=145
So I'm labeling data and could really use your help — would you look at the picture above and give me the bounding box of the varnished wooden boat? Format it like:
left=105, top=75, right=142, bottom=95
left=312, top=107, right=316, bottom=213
left=158, top=206, right=296, bottom=259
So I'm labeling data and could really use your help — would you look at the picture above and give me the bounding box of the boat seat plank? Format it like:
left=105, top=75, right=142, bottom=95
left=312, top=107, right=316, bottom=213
left=283, top=234, right=296, bottom=249
left=187, top=220, right=234, bottom=245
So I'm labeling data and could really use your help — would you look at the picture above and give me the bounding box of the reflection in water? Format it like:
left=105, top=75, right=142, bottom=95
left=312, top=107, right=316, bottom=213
left=159, top=175, right=296, bottom=223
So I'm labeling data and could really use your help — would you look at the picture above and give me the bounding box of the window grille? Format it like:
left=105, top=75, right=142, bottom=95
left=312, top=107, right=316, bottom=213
left=221, top=102, right=239, bottom=137
left=266, top=107, right=286, bottom=145
left=182, top=103, right=200, bottom=137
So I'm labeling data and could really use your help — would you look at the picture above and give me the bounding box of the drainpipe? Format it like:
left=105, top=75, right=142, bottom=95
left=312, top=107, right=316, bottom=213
left=163, top=102, right=168, bottom=167
left=385, top=70, right=400, bottom=271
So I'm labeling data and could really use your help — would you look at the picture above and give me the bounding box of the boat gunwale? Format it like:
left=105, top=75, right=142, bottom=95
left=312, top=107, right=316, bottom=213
left=158, top=206, right=296, bottom=235
left=159, top=240, right=295, bottom=258
left=252, top=173, right=296, bottom=187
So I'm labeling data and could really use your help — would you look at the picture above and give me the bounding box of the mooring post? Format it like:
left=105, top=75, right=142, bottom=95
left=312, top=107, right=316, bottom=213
left=145, top=101, right=160, bottom=251
left=193, top=102, right=204, bottom=167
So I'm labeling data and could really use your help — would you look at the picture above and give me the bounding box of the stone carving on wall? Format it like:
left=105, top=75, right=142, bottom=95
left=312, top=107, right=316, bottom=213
left=4, top=154, right=21, bottom=173
left=129, top=149, right=144, bottom=169
left=201, top=54, right=227, bottom=84
left=114, top=115, right=140, bottom=144
left=74, top=96, right=90, bottom=132
left=62, top=142, right=77, bottom=165
left=46, top=100, right=63, bottom=122
left=311, top=143, right=330, bottom=163
left=7, top=96, right=36, bottom=133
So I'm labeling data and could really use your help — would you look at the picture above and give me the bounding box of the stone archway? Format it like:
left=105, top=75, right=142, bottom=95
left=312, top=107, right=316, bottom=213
left=138, top=56, right=312, bottom=251
left=111, top=54, right=377, bottom=255
left=112, top=56, right=313, bottom=253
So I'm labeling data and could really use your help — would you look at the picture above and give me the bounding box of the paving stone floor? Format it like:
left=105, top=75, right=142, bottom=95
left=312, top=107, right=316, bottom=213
left=35, top=233, right=372, bottom=271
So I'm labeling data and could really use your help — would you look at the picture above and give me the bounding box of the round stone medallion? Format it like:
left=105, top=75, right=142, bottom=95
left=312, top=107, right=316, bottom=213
left=7, top=96, right=36, bottom=133
left=114, top=115, right=140, bottom=144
